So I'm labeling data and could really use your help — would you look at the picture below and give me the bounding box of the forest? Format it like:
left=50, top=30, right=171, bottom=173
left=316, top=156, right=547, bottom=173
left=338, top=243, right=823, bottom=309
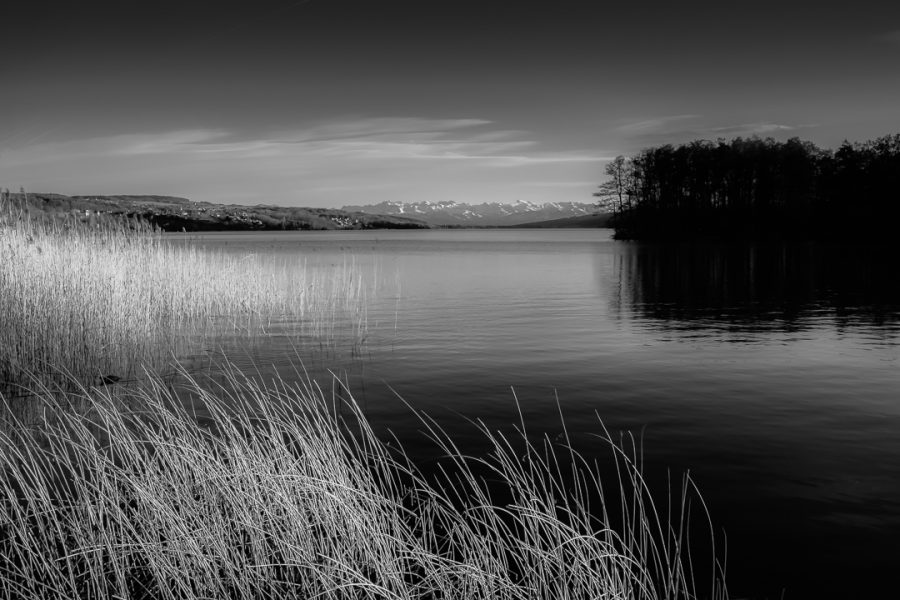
left=596, top=134, right=900, bottom=241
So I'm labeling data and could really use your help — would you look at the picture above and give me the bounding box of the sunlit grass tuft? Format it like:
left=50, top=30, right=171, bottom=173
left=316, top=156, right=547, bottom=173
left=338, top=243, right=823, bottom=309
left=0, top=365, right=727, bottom=599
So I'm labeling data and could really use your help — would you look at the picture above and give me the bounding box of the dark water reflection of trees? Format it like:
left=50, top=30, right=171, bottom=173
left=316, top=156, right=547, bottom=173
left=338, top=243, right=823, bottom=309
left=608, top=241, right=900, bottom=336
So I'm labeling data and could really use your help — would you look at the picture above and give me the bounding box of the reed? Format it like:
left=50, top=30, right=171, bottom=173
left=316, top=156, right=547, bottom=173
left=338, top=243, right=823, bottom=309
left=0, top=210, right=368, bottom=395
left=0, top=365, right=727, bottom=599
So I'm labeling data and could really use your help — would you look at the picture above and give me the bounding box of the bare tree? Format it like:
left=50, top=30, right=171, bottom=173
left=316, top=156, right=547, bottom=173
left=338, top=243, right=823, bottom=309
left=594, top=155, right=633, bottom=213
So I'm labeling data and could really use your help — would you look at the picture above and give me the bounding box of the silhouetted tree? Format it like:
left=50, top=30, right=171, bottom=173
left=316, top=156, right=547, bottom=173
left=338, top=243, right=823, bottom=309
left=594, top=155, right=633, bottom=213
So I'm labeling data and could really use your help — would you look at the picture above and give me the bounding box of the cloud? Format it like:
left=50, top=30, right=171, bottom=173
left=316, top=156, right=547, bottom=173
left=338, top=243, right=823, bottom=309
left=1, top=129, right=235, bottom=165
left=273, top=117, right=493, bottom=143
left=705, top=122, right=809, bottom=136
left=0, top=117, right=607, bottom=206
left=615, top=114, right=702, bottom=134
left=2, top=117, right=610, bottom=169
left=483, top=153, right=610, bottom=168
left=615, top=115, right=816, bottom=149
left=116, top=130, right=232, bottom=155
left=526, top=181, right=604, bottom=188
left=615, top=115, right=707, bottom=148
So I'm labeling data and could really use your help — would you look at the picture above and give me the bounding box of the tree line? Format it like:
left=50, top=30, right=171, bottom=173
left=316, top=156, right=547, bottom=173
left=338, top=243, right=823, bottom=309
left=596, top=134, right=900, bottom=241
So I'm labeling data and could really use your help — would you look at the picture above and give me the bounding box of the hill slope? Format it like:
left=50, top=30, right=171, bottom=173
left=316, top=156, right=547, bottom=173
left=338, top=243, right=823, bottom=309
left=2, top=193, right=430, bottom=231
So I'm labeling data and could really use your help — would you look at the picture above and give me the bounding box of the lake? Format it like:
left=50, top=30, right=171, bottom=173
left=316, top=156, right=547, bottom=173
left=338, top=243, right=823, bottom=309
left=171, top=228, right=900, bottom=600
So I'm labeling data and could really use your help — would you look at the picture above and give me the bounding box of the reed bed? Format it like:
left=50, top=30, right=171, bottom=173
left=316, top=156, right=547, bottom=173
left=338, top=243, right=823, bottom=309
left=0, top=365, right=727, bottom=599
left=0, top=211, right=369, bottom=395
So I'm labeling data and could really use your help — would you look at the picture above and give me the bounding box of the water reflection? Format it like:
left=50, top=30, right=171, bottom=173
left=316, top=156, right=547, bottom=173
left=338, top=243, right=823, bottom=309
left=609, top=241, right=900, bottom=338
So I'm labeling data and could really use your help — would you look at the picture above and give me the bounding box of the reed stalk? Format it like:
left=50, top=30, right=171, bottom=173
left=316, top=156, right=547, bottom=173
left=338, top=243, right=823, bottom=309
left=0, top=210, right=368, bottom=396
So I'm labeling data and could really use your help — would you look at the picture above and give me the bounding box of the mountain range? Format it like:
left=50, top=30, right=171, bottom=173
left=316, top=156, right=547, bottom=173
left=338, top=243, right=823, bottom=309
left=341, top=200, right=600, bottom=227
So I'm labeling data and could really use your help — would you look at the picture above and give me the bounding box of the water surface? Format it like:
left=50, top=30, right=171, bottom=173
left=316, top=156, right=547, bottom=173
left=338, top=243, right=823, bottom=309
left=172, top=229, right=900, bottom=600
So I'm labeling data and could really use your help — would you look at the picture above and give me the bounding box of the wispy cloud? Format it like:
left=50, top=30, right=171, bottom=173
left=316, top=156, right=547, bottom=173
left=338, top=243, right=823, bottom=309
left=615, top=114, right=702, bottom=134
left=274, top=117, right=493, bottom=143
left=7, top=119, right=609, bottom=168
left=615, top=115, right=816, bottom=149
left=0, top=117, right=606, bottom=206
left=117, top=130, right=233, bottom=155
left=707, top=122, right=811, bottom=136
left=615, top=114, right=706, bottom=148
left=526, top=181, right=604, bottom=188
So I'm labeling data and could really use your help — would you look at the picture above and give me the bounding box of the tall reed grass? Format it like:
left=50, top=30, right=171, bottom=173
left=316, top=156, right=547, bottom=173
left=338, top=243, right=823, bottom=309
left=0, top=208, right=368, bottom=396
left=0, top=365, right=727, bottom=599
left=0, top=197, right=727, bottom=599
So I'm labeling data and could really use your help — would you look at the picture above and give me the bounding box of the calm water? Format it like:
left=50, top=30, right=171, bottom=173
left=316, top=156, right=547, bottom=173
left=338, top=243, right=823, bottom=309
left=173, top=229, right=900, bottom=600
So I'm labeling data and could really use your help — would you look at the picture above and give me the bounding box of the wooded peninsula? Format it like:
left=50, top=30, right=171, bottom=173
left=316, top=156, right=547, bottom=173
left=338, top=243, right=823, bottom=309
left=597, top=134, right=900, bottom=241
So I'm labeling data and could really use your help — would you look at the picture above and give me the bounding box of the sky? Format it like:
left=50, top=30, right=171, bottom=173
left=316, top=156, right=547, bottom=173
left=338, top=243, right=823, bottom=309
left=2, top=0, right=899, bottom=208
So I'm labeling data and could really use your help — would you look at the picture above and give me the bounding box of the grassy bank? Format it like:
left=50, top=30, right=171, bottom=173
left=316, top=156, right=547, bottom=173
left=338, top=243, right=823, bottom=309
left=0, top=365, right=726, bottom=599
left=0, top=206, right=368, bottom=397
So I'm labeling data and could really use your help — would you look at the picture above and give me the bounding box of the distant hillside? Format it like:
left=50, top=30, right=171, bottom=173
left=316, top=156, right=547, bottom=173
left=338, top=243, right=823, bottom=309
left=510, top=213, right=613, bottom=228
left=2, top=193, right=430, bottom=231
left=341, top=200, right=597, bottom=227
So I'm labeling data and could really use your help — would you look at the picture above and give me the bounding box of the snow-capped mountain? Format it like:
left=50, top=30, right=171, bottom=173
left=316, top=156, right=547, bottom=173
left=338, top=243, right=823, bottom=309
left=341, top=200, right=597, bottom=227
